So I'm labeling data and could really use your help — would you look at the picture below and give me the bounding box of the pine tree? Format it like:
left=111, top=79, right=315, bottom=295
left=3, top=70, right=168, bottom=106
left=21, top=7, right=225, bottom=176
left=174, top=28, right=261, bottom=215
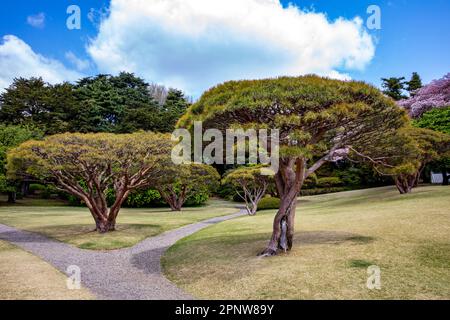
left=406, top=72, right=423, bottom=97
left=381, top=77, right=407, bottom=101
left=160, top=89, right=190, bottom=132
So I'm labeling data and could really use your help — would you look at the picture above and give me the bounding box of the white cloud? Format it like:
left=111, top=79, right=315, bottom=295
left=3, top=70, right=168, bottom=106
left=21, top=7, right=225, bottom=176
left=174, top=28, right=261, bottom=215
left=87, top=0, right=375, bottom=96
left=0, top=35, right=82, bottom=90
left=87, top=7, right=110, bottom=28
left=65, top=51, right=91, bottom=71
left=27, top=13, right=46, bottom=28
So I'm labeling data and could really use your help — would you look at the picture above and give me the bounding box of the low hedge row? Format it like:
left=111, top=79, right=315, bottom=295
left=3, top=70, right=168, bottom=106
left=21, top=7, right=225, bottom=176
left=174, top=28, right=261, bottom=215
left=257, top=197, right=281, bottom=211
left=300, top=187, right=349, bottom=196
left=67, top=188, right=210, bottom=208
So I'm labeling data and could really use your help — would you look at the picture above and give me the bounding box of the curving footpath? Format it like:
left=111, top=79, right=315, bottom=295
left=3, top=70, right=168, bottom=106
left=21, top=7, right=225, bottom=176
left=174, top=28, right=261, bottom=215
left=0, top=209, right=246, bottom=300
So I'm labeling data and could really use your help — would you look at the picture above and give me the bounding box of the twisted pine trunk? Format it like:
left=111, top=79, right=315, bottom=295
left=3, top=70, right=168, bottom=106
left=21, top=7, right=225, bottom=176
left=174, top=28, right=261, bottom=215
left=259, top=159, right=304, bottom=256
left=260, top=189, right=298, bottom=256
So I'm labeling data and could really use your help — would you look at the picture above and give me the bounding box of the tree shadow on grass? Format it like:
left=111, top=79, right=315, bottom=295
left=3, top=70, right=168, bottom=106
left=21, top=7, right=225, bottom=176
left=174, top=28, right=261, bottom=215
left=160, top=231, right=378, bottom=287
left=172, top=231, right=377, bottom=251
left=295, top=231, right=376, bottom=246
left=130, top=247, right=168, bottom=275
left=27, top=223, right=163, bottom=236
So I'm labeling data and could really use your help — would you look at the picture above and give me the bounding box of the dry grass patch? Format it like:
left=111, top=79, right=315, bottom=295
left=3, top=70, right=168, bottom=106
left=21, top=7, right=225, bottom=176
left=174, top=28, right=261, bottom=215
left=0, top=240, right=93, bottom=300
left=162, top=186, right=450, bottom=300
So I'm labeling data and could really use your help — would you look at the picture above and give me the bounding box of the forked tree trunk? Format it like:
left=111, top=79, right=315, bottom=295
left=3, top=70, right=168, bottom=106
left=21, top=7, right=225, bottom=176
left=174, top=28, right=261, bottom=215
left=86, top=204, right=114, bottom=233
left=246, top=205, right=258, bottom=216
left=96, top=217, right=116, bottom=233
left=239, top=184, right=267, bottom=216
left=167, top=199, right=184, bottom=212
left=395, top=174, right=416, bottom=194
left=84, top=189, right=130, bottom=233
left=158, top=188, right=186, bottom=212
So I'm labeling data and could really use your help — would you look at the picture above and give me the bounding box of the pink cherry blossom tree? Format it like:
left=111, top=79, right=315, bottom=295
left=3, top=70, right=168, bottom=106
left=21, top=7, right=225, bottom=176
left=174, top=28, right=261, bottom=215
left=398, top=73, right=450, bottom=118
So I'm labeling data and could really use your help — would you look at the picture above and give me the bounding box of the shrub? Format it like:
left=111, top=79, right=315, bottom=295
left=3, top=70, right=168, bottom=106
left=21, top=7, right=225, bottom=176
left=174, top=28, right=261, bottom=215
left=70, top=187, right=211, bottom=208
left=257, top=197, right=281, bottom=211
left=184, top=189, right=210, bottom=207
left=28, top=183, right=58, bottom=199
left=303, top=173, right=318, bottom=189
left=335, top=167, right=362, bottom=186
left=316, top=177, right=344, bottom=188
left=300, top=187, right=348, bottom=196
left=42, top=185, right=58, bottom=199
left=125, top=189, right=162, bottom=208
left=29, top=183, right=45, bottom=194
left=67, top=194, right=82, bottom=206
left=217, top=182, right=246, bottom=202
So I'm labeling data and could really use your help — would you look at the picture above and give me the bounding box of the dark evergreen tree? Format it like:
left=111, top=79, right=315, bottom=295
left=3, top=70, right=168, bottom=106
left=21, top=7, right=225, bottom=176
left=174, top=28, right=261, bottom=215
left=381, top=77, right=407, bottom=101
left=0, top=73, right=187, bottom=134
left=73, top=72, right=163, bottom=133
left=0, top=78, right=50, bottom=127
left=159, top=89, right=190, bottom=132
left=0, top=78, right=79, bottom=135
left=406, top=72, right=423, bottom=97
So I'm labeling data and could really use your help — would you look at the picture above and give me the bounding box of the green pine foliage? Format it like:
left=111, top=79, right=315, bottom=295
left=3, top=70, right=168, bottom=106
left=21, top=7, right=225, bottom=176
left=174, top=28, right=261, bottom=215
left=413, top=106, right=450, bottom=134
left=406, top=72, right=423, bottom=96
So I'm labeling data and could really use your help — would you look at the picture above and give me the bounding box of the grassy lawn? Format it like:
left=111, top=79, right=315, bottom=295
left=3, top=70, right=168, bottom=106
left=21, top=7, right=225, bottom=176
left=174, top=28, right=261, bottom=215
left=162, top=186, right=450, bottom=300
left=0, top=240, right=93, bottom=300
left=0, top=198, right=238, bottom=250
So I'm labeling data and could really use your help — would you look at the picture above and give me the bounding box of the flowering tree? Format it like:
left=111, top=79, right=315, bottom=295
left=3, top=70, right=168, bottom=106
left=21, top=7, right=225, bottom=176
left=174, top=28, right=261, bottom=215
left=398, top=73, right=450, bottom=118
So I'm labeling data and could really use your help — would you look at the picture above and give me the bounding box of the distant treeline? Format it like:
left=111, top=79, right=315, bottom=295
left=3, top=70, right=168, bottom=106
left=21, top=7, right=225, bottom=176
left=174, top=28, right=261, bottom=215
left=0, top=72, right=191, bottom=135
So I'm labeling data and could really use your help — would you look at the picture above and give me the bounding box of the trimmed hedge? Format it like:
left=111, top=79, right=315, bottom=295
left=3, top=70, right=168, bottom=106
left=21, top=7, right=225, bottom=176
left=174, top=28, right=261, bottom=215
left=68, top=187, right=210, bottom=208
left=300, top=187, right=348, bottom=196
left=316, top=177, right=344, bottom=188
left=257, top=197, right=281, bottom=211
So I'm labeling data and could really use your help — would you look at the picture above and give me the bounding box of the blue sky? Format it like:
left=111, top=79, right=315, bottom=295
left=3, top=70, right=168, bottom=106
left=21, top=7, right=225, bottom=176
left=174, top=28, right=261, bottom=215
left=0, top=0, right=449, bottom=96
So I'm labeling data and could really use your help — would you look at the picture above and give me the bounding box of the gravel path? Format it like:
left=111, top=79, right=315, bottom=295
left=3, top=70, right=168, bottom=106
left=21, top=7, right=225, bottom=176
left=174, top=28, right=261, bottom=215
left=0, top=209, right=246, bottom=300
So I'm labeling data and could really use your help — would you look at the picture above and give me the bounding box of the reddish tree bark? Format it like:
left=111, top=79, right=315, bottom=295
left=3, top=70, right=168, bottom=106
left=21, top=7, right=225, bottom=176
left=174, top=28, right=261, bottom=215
left=158, top=185, right=187, bottom=212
